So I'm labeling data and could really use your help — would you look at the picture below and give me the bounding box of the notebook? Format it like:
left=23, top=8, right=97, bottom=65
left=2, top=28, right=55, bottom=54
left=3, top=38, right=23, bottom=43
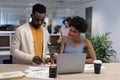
left=57, top=53, right=86, bottom=74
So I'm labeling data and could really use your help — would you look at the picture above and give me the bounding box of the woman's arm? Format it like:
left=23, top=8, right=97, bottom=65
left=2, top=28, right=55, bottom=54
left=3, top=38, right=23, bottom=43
left=84, top=39, right=96, bottom=64
left=59, top=37, right=67, bottom=53
left=52, top=37, right=67, bottom=59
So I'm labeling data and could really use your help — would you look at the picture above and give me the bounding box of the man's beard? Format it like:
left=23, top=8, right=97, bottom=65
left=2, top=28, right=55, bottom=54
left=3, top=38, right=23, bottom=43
left=31, top=22, right=41, bottom=29
left=33, top=24, right=41, bottom=29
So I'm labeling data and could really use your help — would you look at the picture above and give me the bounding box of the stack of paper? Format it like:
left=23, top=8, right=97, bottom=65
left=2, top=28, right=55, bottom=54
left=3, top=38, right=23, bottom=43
left=26, top=70, right=49, bottom=79
left=25, top=65, right=50, bottom=79
left=0, top=71, right=25, bottom=80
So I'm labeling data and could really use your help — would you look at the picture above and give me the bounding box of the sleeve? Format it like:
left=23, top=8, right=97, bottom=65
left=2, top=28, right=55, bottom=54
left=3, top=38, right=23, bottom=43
left=42, top=27, right=51, bottom=60
left=10, top=27, right=34, bottom=63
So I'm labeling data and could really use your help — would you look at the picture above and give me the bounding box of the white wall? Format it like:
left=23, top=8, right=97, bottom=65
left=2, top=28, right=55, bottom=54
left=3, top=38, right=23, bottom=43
left=0, top=13, right=26, bottom=25
left=7, top=14, right=26, bottom=25
left=76, top=0, right=120, bottom=62
left=0, top=8, right=27, bottom=25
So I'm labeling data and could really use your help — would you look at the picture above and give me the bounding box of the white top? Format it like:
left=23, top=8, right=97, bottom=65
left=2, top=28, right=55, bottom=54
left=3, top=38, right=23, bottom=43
left=60, top=25, right=70, bottom=37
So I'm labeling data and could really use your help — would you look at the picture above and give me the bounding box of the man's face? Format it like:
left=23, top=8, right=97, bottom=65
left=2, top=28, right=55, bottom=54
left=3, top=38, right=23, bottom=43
left=31, top=12, right=46, bottom=29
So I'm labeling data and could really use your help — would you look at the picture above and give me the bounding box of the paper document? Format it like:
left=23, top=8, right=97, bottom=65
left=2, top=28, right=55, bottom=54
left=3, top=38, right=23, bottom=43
left=0, top=71, right=25, bottom=80
left=85, top=64, right=106, bottom=70
left=26, top=70, right=50, bottom=79
left=25, top=65, right=50, bottom=79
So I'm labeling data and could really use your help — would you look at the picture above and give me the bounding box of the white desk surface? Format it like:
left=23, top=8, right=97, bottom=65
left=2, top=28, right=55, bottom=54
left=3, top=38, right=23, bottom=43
left=0, top=31, right=15, bottom=34
left=0, top=51, right=10, bottom=56
left=0, top=63, right=120, bottom=80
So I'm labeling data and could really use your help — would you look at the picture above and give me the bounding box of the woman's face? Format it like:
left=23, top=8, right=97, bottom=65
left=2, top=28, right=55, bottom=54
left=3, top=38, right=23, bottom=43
left=31, top=12, right=46, bottom=29
left=69, top=26, right=80, bottom=38
left=64, top=21, right=69, bottom=27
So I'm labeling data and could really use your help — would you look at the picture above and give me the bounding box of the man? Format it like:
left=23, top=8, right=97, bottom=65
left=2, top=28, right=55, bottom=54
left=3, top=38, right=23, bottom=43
left=11, top=3, right=50, bottom=65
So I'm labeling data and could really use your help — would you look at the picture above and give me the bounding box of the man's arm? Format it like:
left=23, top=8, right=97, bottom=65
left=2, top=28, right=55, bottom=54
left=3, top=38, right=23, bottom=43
left=10, top=27, right=34, bottom=63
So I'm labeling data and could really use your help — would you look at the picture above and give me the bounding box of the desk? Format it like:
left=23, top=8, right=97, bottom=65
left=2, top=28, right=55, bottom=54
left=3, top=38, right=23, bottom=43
left=0, top=63, right=120, bottom=80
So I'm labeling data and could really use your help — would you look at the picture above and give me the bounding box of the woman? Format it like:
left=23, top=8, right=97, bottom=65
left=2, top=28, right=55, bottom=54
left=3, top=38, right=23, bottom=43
left=57, top=17, right=71, bottom=43
left=53, top=16, right=96, bottom=64
left=60, top=17, right=71, bottom=37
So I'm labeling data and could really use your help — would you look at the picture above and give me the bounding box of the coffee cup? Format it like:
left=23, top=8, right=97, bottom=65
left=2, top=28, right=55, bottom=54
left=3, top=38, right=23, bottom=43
left=93, top=60, right=102, bottom=74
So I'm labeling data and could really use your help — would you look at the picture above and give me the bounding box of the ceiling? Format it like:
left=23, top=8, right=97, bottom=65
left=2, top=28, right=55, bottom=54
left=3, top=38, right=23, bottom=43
left=0, top=0, right=95, bottom=16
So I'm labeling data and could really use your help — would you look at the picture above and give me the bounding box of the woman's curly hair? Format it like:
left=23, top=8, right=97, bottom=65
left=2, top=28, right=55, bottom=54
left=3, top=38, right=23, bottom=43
left=69, top=16, right=88, bottom=33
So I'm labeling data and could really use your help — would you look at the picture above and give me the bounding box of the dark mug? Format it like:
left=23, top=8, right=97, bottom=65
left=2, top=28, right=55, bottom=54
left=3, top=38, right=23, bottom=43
left=49, top=65, right=57, bottom=78
left=93, top=60, right=102, bottom=74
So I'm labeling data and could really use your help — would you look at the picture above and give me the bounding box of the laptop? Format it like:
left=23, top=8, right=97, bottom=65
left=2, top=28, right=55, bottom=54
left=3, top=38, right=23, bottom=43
left=57, top=53, right=86, bottom=74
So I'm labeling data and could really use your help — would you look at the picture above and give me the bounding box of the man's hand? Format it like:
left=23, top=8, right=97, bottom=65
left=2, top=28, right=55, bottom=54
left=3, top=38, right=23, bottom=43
left=32, top=56, right=43, bottom=65
left=45, top=58, right=53, bottom=64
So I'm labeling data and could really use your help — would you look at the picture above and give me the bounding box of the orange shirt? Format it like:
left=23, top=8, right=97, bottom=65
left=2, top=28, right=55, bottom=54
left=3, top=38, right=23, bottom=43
left=30, top=24, right=43, bottom=58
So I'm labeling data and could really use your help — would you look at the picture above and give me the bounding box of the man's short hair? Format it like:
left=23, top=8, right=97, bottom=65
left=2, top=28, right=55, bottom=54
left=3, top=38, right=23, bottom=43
left=32, top=3, right=46, bottom=14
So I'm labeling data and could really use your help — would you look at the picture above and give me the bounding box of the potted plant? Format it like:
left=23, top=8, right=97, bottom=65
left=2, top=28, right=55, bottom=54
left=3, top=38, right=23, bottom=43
left=54, top=25, right=61, bottom=34
left=86, top=32, right=116, bottom=63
